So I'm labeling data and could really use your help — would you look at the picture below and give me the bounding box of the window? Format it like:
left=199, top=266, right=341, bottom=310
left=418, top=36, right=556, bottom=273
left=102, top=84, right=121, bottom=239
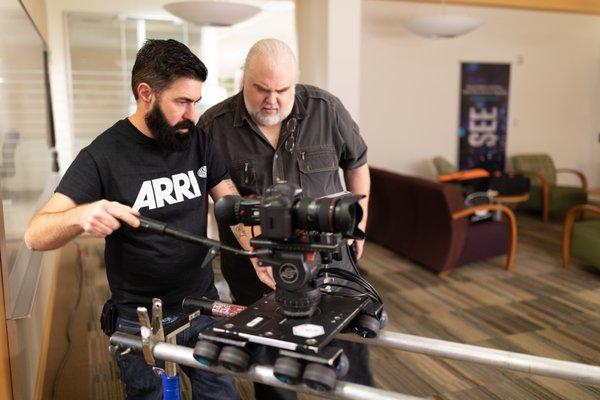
left=66, top=2, right=297, bottom=152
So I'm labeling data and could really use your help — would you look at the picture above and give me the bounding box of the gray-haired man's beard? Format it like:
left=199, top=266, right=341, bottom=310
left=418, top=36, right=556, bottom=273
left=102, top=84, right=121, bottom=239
left=145, top=103, right=194, bottom=151
left=247, top=103, right=293, bottom=127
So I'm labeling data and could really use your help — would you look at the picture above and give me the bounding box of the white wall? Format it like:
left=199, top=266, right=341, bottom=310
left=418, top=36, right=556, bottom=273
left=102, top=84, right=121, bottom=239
left=296, top=0, right=361, bottom=120
left=296, top=0, right=329, bottom=89
left=361, top=1, right=600, bottom=187
left=327, top=0, right=361, bottom=120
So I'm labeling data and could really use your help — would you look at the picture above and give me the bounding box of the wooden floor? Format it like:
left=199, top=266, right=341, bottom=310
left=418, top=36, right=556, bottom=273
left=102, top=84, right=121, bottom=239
left=44, top=214, right=600, bottom=399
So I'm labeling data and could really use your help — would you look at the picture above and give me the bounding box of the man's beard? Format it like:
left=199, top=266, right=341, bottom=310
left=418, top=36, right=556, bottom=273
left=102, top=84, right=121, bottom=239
left=247, top=102, right=293, bottom=127
left=145, top=103, right=195, bottom=151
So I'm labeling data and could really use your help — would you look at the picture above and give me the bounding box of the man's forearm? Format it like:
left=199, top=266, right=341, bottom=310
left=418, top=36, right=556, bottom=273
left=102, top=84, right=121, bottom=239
left=231, top=223, right=254, bottom=251
left=215, top=183, right=274, bottom=286
left=25, top=206, right=85, bottom=251
left=344, top=164, right=370, bottom=232
left=209, top=179, right=256, bottom=251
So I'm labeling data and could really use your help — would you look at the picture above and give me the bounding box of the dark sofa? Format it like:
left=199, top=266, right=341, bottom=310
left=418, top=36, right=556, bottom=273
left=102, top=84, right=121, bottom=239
left=367, top=167, right=517, bottom=276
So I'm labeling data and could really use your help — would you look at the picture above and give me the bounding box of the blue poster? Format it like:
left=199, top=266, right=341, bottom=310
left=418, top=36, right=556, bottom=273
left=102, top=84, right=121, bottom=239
left=458, top=63, right=510, bottom=172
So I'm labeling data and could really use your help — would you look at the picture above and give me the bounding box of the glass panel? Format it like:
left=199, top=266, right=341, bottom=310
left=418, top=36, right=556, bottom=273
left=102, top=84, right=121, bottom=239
left=67, top=13, right=131, bottom=152
left=0, top=0, right=52, bottom=273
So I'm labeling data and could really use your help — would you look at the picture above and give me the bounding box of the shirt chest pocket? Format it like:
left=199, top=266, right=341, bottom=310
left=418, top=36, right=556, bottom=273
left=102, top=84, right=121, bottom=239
left=230, top=159, right=258, bottom=195
left=297, top=146, right=340, bottom=198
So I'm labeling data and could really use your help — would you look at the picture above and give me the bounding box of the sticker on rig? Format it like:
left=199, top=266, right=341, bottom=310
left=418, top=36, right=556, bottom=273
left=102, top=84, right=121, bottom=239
left=292, top=324, right=325, bottom=338
left=246, top=316, right=264, bottom=328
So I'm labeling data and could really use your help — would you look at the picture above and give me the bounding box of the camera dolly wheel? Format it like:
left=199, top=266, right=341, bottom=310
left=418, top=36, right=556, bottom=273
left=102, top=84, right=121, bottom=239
left=302, top=363, right=337, bottom=391
left=355, top=314, right=380, bottom=338
left=218, top=345, right=250, bottom=372
left=334, top=352, right=349, bottom=378
left=273, top=356, right=303, bottom=384
left=193, top=340, right=221, bottom=366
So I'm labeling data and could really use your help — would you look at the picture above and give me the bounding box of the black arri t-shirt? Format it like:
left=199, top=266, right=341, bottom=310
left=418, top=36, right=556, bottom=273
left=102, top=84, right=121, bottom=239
left=56, top=119, right=229, bottom=317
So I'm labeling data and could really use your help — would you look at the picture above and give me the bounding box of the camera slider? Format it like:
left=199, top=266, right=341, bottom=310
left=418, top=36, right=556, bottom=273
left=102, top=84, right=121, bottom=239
left=205, top=292, right=366, bottom=353
left=182, top=293, right=383, bottom=391
left=109, top=294, right=600, bottom=400
left=112, top=295, right=376, bottom=393
left=191, top=292, right=371, bottom=390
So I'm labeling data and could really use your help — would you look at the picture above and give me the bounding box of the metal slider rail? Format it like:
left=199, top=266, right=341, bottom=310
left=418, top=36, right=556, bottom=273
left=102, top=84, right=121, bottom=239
left=110, top=332, right=427, bottom=400
left=337, top=331, right=600, bottom=387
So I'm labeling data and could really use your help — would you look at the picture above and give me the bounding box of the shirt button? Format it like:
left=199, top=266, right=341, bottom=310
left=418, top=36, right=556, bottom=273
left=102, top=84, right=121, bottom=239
left=274, top=154, right=278, bottom=159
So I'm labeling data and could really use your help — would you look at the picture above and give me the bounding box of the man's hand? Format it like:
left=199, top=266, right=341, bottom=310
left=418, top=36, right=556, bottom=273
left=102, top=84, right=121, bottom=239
left=25, top=193, right=141, bottom=251
left=81, top=200, right=140, bottom=237
left=353, top=239, right=365, bottom=259
left=344, top=164, right=370, bottom=261
left=214, top=178, right=277, bottom=290
left=251, top=258, right=276, bottom=289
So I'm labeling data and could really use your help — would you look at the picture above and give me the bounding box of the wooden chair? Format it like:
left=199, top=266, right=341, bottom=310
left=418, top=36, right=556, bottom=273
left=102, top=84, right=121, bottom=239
left=562, top=204, right=600, bottom=269
left=450, top=203, right=518, bottom=276
left=512, top=154, right=587, bottom=222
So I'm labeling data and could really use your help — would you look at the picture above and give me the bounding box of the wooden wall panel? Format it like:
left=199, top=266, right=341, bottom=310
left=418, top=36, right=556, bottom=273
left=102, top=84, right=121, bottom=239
left=0, top=264, right=14, bottom=400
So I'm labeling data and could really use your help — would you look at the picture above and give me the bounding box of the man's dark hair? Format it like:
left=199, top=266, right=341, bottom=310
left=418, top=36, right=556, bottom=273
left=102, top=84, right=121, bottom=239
left=131, top=39, right=207, bottom=100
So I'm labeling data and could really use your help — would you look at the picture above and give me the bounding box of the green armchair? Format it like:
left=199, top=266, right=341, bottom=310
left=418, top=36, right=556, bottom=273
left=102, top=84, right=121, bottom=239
left=511, top=154, right=587, bottom=222
left=562, top=204, right=600, bottom=270
left=432, top=156, right=458, bottom=175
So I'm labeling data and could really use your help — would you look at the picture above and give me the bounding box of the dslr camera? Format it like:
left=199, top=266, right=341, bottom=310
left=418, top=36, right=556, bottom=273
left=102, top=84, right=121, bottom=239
left=215, top=182, right=365, bottom=317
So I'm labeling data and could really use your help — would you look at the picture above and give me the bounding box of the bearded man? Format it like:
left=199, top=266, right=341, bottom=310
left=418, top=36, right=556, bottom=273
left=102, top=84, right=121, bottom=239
left=25, top=39, right=240, bottom=400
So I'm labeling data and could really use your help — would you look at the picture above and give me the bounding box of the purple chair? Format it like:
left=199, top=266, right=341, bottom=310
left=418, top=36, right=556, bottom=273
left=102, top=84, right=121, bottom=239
left=367, top=168, right=517, bottom=276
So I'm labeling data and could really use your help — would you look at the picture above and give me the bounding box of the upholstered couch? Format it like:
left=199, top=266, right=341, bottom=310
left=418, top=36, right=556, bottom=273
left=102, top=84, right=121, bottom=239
left=367, top=168, right=517, bottom=276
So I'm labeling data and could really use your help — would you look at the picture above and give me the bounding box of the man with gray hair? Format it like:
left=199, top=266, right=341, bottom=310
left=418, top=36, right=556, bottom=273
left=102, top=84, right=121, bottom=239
left=198, top=38, right=372, bottom=399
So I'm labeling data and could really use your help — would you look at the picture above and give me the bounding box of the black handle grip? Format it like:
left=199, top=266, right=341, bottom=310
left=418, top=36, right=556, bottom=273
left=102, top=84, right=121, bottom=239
left=138, top=216, right=168, bottom=234
left=137, top=215, right=266, bottom=259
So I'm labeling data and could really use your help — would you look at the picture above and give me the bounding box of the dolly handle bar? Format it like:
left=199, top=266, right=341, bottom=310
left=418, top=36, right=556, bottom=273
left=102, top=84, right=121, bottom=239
left=138, top=216, right=271, bottom=259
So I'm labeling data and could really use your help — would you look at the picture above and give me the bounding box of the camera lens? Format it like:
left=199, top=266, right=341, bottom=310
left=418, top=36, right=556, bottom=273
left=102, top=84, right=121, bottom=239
left=214, top=195, right=261, bottom=226
left=333, top=197, right=363, bottom=236
left=293, top=198, right=328, bottom=232
left=293, top=196, right=363, bottom=237
left=214, top=195, right=242, bottom=226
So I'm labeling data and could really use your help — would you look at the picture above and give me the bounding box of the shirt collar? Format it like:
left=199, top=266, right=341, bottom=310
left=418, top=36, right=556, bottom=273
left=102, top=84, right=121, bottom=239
left=233, top=92, right=249, bottom=128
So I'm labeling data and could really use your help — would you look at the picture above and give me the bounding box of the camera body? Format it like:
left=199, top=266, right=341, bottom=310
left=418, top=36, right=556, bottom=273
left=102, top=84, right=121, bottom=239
left=254, top=183, right=300, bottom=240
left=215, top=182, right=365, bottom=317
left=215, top=182, right=365, bottom=241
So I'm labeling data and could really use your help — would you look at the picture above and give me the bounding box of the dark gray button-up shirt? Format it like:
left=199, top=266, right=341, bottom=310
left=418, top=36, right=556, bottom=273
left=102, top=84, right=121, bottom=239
left=198, top=84, right=367, bottom=199
left=198, top=84, right=368, bottom=299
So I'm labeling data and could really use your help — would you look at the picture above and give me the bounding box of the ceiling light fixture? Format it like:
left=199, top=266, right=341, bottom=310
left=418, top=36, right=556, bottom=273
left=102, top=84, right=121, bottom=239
left=164, top=1, right=261, bottom=27
left=401, top=1, right=481, bottom=39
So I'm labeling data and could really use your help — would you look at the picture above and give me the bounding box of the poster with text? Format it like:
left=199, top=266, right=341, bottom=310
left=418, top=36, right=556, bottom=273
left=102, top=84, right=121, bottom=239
left=458, top=62, right=510, bottom=172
